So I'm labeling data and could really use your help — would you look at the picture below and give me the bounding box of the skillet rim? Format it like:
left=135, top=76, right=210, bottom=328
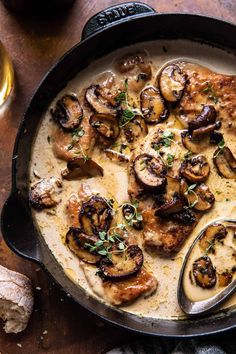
left=2, top=12, right=236, bottom=337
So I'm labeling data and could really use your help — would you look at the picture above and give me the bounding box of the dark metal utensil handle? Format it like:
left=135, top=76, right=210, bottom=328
left=81, top=2, right=156, bottom=40
left=1, top=190, right=43, bottom=263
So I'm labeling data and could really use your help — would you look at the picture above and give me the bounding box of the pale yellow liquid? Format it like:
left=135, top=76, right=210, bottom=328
left=0, top=41, right=14, bottom=107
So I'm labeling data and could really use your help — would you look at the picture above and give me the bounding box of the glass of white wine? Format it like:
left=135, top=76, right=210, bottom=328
left=0, top=41, right=14, bottom=107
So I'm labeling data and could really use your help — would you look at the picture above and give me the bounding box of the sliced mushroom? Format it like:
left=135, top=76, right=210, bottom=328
left=79, top=196, right=113, bottom=236
left=90, top=113, right=120, bottom=145
left=61, top=157, right=103, bottom=180
left=210, top=131, right=223, bottom=145
left=51, top=94, right=83, bottom=130
left=85, top=85, right=116, bottom=114
left=122, top=204, right=143, bottom=230
left=180, top=179, right=215, bottom=211
left=159, top=64, right=187, bottom=102
left=29, top=177, right=61, bottom=210
left=66, top=227, right=101, bottom=264
left=123, top=115, right=147, bottom=143
left=104, top=149, right=129, bottom=163
left=193, top=256, right=216, bottom=289
left=199, top=224, right=227, bottom=253
left=181, top=131, right=208, bottom=153
left=140, top=87, right=169, bottom=124
left=192, top=123, right=219, bottom=139
left=180, top=155, right=210, bottom=182
left=218, top=272, right=233, bottom=287
left=155, top=196, right=184, bottom=217
left=213, top=146, right=236, bottom=179
left=116, top=52, right=152, bottom=91
left=188, top=105, right=216, bottom=133
left=99, top=245, right=143, bottom=281
left=133, top=153, right=167, bottom=190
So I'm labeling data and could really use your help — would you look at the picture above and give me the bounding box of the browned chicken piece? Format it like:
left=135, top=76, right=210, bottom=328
left=179, top=62, right=236, bottom=133
left=103, top=268, right=158, bottom=305
left=141, top=208, right=198, bottom=256
left=82, top=263, right=158, bottom=306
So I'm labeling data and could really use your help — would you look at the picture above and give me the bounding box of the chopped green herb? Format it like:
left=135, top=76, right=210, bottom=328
left=202, top=83, right=219, bottom=104
left=67, top=144, right=73, bottom=151
left=121, top=200, right=143, bottom=227
left=215, top=190, right=222, bottom=195
left=205, top=240, right=215, bottom=255
left=184, top=184, right=198, bottom=208
left=71, top=128, right=85, bottom=138
left=213, top=138, right=225, bottom=158
left=118, top=242, right=125, bottom=250
left=115, top=91, right=126, bottom=104
left=166, top=153, right=175, bottom=168
left=119, top=108, right=136, bottom=127
left=161, top=131, right=174, bottom=148
left=183, top=150, right=193, bottom=160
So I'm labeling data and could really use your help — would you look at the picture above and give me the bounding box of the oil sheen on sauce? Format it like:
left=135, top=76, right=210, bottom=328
left=30, top=40, right=236, bottom=319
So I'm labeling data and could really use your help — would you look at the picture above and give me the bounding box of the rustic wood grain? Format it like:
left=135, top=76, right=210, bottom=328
left=0, top=1, right=236, bottom=353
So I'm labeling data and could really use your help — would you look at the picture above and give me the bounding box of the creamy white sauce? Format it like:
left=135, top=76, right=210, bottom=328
left=30, top=40, right=236, bottom=319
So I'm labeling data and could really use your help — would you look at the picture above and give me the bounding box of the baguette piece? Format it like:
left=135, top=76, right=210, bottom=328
left=0, top=265, right=34, bottom=333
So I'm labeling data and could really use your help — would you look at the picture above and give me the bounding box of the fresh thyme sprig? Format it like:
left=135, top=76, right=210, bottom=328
left=85, top=224, right=128, bottom=259
left=120, top=200, right=143, bottom=227
left=184, top=183, right=199, bottom=208
left=213, top=138, right=225, bottom=158
left=116, top=79, right=141, bottom=127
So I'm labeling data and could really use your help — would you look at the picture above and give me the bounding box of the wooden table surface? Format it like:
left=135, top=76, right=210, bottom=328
left=0, top=1, right=236, bottom=353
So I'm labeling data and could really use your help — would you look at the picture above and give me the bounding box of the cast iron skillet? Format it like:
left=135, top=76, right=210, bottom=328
left=1, top=2, right=236, bottom=337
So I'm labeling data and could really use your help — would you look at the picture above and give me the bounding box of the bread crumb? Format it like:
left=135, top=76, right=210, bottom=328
left=17, top=344, right=22, bottom=348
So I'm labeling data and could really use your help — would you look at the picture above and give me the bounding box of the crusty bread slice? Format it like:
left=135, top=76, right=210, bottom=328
left=0, top=265, right=34, bottom=333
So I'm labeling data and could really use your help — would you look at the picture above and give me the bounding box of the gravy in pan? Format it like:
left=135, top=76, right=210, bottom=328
left=30, top=40, right=236, bottom=319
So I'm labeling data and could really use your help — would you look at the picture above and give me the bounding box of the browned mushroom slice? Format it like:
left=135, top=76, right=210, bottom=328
left=123, top=115, right=147, bottom=143
left=192, top=123, right=219, bottom=139
left=213, top=146, right=236, bottom=179
left=116, top=52, right=152, bottom=92
left=51, top=94, right=83, bottom=130
left=122, top=204, right=143, bottom=230
left=180, top=179, right=215, bottom=211
left=155, top=197, right=184, bottom=217
left=133, top=153, right=167, bottom=190
left=29, top=177, right=61, bottom=210
left=159, top=64, right=187, bottom=102
left=104, top=149, right=129, bottom=163
left=181, top=131, right=208, bottom=153
left=188, top=105, right=217, bottom=133
left=199, top=224, right=227, bottom=253
left=90, top=113, right=120, bottom=144
left=180, top=155, right=210, bottom=182
left=66, top=227, right=101, bottom=264
left=193, top=256, right=216, bottom=289
left=61, top=157, right=103, bottom=180
left=140, top=87, right=169, bottom=124
left=99, top=245, right=143, bottom=281
left=79, top=196, right=113, bottom=236
left=85, top=85, right=116, bottom=114
left=218, top=272, right=233, bottom=287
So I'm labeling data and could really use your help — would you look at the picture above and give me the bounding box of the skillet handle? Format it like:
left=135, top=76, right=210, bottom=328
left=81, top=2, right=156, bottom=40
left=1, top=191, right=43, bottom=264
